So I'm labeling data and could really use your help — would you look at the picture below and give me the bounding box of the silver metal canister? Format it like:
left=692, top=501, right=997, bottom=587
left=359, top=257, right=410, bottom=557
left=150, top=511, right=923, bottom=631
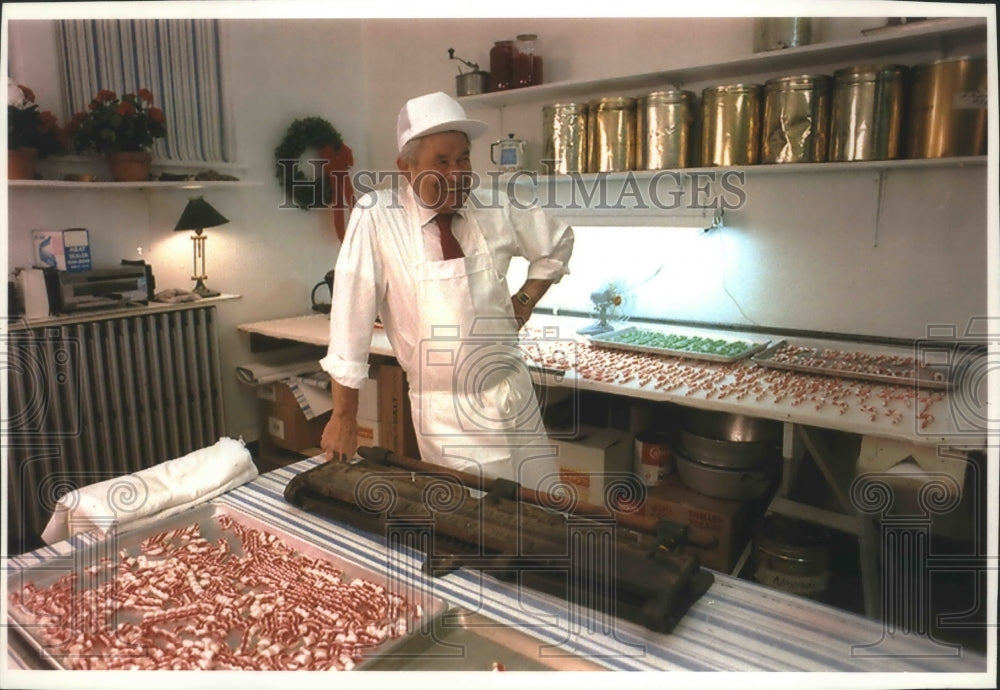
left=636, top=89, right=697, bottom=169
left=701, top=83, right=763, bottom=166
left=762, top=74, right=832, bottom=164
left=907, top=55, right=987, bottom=158
left=829, top=64, right=907, bottom=161
left=753, top=17, right=812, bottom=52
left=587, top=96, right=636, bottom=172
left=542, top=102, right=588, bottom=174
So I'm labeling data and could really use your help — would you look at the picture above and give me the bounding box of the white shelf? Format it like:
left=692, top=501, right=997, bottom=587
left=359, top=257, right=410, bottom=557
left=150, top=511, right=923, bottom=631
left=459, top=17, right=986, bottom=108
left=6, top=294, right=242, bottom=331
left=505, top=155, right=987, bottom=185
left=7, top=179, right=262, bottom=191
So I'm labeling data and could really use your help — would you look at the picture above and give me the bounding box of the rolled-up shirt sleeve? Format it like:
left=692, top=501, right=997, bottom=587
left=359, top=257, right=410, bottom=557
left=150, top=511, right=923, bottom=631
left=509, top=204, right=574, bottom=282
left=319, top=198, right=383, bottom=389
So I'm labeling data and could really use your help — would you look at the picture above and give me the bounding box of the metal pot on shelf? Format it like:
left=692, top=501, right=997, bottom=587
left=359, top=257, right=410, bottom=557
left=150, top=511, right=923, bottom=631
left=674, top=450, right=775, bottom=501
left=449, top=48, right=490, bottom=97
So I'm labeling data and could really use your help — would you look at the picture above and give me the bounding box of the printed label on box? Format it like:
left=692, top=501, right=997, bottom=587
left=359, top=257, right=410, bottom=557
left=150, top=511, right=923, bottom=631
left=267, top=416, right=285, bottom=440
left=32, top=228, right=92, bottom=272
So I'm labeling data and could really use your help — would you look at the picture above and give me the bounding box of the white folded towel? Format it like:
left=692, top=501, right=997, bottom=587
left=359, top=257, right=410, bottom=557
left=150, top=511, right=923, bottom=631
left=41, top=437, right=258, bottom=545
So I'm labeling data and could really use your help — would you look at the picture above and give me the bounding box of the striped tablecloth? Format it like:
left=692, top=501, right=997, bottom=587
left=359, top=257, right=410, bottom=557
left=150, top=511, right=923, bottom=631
left=5, top=457, right=991, bottom=682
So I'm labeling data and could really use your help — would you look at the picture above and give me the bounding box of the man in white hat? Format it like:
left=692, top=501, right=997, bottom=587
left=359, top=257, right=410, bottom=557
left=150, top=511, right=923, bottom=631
left=319, top=91, right=574, bottom=490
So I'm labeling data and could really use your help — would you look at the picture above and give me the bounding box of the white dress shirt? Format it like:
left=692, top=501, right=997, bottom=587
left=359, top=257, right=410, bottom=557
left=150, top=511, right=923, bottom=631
left=320, top=181, right=574, bottom=389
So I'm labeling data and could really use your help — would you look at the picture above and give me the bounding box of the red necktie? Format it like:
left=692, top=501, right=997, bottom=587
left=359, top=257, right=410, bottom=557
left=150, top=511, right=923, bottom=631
left=435, top=214, right=464, bottom=260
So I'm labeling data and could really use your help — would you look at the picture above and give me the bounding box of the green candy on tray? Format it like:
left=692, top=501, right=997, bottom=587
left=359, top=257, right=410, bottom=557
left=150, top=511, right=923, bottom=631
left=601, top=328, right=753, bottom=357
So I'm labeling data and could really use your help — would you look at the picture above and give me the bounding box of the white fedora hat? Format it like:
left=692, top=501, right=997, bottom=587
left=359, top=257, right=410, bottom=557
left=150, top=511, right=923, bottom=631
left=396, top=91, right=488, bottom=152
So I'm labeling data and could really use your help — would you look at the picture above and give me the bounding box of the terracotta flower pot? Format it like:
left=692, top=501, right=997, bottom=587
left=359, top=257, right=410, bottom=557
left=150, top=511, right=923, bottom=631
left=107, top=151, right=152, bottom=182
left=8, top=147, right=39, bottom=180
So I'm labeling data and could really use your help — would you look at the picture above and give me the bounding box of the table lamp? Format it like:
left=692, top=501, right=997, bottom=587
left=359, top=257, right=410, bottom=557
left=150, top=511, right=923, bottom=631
left=174, top=196, right=229, bottom=297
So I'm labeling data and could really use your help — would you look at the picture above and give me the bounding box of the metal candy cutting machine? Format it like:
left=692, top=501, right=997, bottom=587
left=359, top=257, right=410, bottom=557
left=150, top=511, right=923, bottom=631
left=284, top=446, right=714, bottom=633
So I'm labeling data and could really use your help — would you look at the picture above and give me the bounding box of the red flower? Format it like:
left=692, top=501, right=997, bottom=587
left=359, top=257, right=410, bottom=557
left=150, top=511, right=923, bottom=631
left=18, top=84, right=36, bottom=103
left=71, top=86, right=167, bottom=153
left=38, top=110, right=58, bottom=132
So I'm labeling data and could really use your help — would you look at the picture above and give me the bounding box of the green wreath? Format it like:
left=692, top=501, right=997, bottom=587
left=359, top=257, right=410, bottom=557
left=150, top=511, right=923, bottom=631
left=274, top=117, right=344, bottom=210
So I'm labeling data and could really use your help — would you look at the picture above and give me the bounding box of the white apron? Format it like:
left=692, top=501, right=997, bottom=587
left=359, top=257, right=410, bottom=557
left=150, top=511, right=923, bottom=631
left=402, top=205, right=557, bottom=491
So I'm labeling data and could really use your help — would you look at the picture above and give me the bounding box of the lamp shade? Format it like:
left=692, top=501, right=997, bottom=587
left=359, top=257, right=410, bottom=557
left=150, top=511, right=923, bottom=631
left=174, top=197, right=230, bottom=231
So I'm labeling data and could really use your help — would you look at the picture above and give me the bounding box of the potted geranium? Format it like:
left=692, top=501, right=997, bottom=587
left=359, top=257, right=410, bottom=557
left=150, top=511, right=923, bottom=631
left=66, top=87, right=166, bottom=181
left=8, top=78, right=65, bottom=180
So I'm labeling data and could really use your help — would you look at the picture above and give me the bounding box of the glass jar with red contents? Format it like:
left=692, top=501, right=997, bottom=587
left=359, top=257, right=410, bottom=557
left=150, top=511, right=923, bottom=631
left=513, top=33, right=543, bottom=87
left=490, top=40, right=516, bottom=91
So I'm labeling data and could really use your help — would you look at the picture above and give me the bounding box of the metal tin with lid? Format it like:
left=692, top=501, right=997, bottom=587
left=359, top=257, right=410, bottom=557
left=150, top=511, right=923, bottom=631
left=636, top=89, right=697, bottom=170
left=701, top=83, right=763, bottom=166
left=753, top=514, right=832, bottom=600
left=907, top=55, right=987, bottom=158
left=762, top=74, right=832, bottom=164
left=830, top=64, right=907, bottom=161
left=587, top=96, right=637, bottom=172
left=542, top=102, right=588, bottom=174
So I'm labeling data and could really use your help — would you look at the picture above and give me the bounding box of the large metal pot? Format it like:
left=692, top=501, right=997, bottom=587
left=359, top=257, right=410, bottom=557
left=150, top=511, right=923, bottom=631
left=681, top=408, right=782, bottom=443
left=679, top=429, right=778, bottom=469
left=675, top=452, right=774, bottom=501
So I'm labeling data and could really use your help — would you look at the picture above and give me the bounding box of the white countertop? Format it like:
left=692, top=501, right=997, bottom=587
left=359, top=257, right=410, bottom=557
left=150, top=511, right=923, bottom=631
left=237, top=312, right=984, bottom=447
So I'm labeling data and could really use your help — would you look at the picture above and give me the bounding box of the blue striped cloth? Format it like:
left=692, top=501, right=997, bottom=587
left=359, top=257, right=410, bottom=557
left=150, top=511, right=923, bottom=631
left=6, top=457, right=989, bottom=676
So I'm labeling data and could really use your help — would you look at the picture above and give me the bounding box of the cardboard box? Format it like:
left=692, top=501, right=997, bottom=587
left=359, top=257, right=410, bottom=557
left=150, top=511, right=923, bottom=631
left=550, top=425, right=633, bottom=505
left=641, top=475, right=751, bottom=574
left=376, top=362, right=420, bottom=458
left=32, top=228, right=92, bottom=272
left=260, top=380, right=331, bottom=453
left=357, top=417, right=381, bottom=447
left=358, top=370, right=379, bottom=421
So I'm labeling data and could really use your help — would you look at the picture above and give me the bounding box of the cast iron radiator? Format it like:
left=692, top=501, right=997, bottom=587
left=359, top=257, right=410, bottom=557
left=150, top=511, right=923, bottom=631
left=4, top=306, right=225, bottom=553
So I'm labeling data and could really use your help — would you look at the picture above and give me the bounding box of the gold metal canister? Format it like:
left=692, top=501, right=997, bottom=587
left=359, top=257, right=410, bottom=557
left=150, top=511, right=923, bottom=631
left=830, top=64, right=907, bottom=161
left=762, top=74, right=832, bottom=164
left=907, top=55, right=987, bottom=158
left=587, top=96, right=636, bottom=172
left=636, top=89, right=697, bottom=169
left=542, top=102, right=588, bottom=174
left=701, top=83, right=763, bottom=166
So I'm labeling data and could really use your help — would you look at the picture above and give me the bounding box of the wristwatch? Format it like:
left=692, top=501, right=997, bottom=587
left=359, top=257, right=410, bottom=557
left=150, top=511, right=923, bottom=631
left=514, top=290, right=533, bottom=306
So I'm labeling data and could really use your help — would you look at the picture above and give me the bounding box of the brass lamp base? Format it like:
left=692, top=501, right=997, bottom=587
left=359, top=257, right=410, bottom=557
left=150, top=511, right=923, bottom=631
left=192, top=279, right=220, bottom=298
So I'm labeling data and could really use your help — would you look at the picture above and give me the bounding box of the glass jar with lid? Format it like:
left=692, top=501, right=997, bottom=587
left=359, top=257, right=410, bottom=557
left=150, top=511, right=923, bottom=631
left=490, top=40, right=516, bottom=91
left=513, top=33, right=543, bottom=88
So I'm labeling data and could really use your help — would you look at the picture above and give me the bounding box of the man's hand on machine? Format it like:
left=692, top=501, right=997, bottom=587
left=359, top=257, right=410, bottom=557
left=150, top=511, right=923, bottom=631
left=321, top=415, right=358, bottom=463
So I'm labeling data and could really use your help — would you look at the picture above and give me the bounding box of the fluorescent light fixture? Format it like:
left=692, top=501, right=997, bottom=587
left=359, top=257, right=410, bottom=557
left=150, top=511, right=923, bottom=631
left=554, top=207, right=723, bottom=230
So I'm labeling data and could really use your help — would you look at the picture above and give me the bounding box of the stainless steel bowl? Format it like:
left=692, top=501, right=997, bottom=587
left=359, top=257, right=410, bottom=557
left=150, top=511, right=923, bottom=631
left=681, top=408, right=782, bottom=443
left=679, top=429, right=778, bottom=469
left=675, top=451, right=775, bottom=501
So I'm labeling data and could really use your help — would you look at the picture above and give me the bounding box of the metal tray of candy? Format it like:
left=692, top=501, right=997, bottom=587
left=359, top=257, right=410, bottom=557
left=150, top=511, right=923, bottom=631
left=588, top=326, right=771, bottom=363
left=751, top=341, right=950, bottom=390
left=6, top=502, right=448, bottom=670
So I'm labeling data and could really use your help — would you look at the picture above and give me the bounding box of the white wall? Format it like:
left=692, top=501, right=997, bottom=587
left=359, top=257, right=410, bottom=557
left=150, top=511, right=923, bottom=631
left=4, top=12, right=991, bottom=444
